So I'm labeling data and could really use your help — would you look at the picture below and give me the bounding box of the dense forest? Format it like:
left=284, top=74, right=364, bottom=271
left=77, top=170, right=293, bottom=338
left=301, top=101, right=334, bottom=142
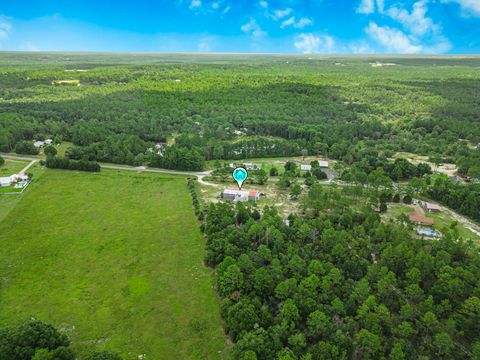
left=204, top=199, right=480, bottom=360
left=0, top=54, right=479, bottom=174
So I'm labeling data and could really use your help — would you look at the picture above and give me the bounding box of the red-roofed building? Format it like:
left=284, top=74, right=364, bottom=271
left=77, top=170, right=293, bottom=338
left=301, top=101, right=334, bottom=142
left=248, top=190, right=260, bottom=202
left=222, top=189, right=261, bottom=202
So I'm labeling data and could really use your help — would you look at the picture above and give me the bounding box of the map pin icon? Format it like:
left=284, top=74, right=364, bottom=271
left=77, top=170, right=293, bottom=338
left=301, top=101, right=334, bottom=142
left=232, top=167, right=248, bottom=190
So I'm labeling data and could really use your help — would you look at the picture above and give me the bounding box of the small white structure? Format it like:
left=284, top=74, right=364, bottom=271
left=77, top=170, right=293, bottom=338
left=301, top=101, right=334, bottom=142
left=318, top=160, right=329, bottom=168
left=222, top=189, right=261, bottom=202
left=33, top=141, right=45, bottom=148
left=10, top=174, right=28, bottom=182
left=0, top=177, right=11, bottom=187
left=301, top=164, right=312, bottom=171
left=44, top=139, right=53, bottom=146
left=243, top=163, right=260, bottom=170
left=425, top=202, right=441, bottom=212
left=14, top=181, right=28, bottom=189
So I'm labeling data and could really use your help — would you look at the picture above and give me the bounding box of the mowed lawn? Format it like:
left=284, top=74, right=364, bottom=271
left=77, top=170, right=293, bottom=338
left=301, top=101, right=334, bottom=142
left=0, top=169, right=230, bottom=359
left=0, top=159, right=29, bottom=176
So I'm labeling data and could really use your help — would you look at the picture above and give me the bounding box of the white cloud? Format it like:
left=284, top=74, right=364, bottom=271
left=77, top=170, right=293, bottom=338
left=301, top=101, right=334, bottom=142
left=359, top=1, right=451, bottom=54
left=0, top=16, right=12, bottom=41
left=442, top=0, right=480, bottom=16
left=387, top=0, right=435, bottom=36
left=281, top=16, right=295, bottom=28
left=259, top=1, right=269, bottom=9
left=222, top=5, right=231, bottom=15
left=241, top=18, right=267, bottom=38
left=376, top=0, right=385, bottom=13
left=272, top=8, right=293, bottom=20
left=365, top=22, right=423, bottom=53
left=190, top=0, right=202, bottom=9
left=281, top=16, right=313, bottom=29
left=357, top=0, right=385, bottom=14
left=357, top=0, right=375, bottom=14
left=212, top=2, right=220, bottom=9
left=296, top=17, right=314, bottom=28
left=294, top=33, right=335, bottom=54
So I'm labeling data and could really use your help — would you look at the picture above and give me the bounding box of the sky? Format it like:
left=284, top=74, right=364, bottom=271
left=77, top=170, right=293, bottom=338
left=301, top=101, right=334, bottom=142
left=0, top=0, right=479, bottom=54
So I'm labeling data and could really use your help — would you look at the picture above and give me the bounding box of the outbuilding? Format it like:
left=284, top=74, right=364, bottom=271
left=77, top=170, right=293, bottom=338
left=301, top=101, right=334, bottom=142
left=425, top=202, right=441, bottom=212
left=0, top=177, right=11, bottom=187
left=300, top=164, right=312, bottom=171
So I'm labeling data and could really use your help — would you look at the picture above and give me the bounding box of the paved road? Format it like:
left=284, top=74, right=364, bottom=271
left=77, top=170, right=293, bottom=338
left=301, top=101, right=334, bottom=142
left=1, top=154, right=40, bottom=162
left=101, top=165, right=211, bottom=177
left=1, top=153, right=211, bottom=177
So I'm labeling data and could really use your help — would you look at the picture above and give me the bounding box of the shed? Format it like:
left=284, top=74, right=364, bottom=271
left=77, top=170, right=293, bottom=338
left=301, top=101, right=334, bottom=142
left=0, top=177, right=11, bottom=187
left=425, top=203, right=441, bottom=212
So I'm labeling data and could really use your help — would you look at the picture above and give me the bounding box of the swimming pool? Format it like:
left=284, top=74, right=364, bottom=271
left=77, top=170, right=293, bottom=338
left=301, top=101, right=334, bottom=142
left=417, top=229, right=437, bottom=237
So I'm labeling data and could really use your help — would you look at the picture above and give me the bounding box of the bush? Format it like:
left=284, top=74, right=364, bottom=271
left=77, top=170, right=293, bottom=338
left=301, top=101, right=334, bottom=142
left=0, top=155, right=4, bottom=167
left=402, top=194, right=413, bottom=204
left=312, top=168, right=327, bottom=180
left=15, top=140, right=39, bottom=155
left=43, top=145, right=58, bottom=157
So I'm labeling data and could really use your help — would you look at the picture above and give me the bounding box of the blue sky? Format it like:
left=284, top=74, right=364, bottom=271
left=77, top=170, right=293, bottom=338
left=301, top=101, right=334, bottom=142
left=0, top=0, right=479, bottom=54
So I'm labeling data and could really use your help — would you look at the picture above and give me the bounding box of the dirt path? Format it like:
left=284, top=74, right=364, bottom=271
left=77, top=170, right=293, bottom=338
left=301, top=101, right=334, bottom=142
left=19, top=160, right=38, bottom=175
left=197, top=175, right=221, bottom=187
left=442, top=206, right=480, bottom=237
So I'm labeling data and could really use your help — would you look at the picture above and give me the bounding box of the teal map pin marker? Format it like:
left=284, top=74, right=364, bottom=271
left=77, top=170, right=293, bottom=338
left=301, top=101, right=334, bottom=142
left=233, top=167, right=248, bottom=190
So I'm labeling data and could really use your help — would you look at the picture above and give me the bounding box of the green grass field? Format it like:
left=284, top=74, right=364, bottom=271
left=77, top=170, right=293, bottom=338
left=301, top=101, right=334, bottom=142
left=0, top=159, right=29, bottom=176
left=0, top=168, right=229, bottom=359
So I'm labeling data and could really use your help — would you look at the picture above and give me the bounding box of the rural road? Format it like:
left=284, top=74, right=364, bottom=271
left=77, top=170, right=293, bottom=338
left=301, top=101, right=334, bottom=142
left=1, top=154, right=211, bottom=177
left=1, top=154, right=359, bottom=186
left=101, top=164, right=211, bottom=177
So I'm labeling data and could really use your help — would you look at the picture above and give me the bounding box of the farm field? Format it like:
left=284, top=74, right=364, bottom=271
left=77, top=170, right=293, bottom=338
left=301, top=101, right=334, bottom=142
left=0, top=169, right=229, bottom=359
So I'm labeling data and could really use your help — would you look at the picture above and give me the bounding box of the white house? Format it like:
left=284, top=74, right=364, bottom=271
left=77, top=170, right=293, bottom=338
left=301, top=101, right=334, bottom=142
left=222, top=189, right=261, bottom=202
left=301, top=164, right=312, bottom=171
left=44, top=139, right=53, bottom=146
left=33, top=141, right=45, bottom=148
left=318, top=160, right=329, bottom=168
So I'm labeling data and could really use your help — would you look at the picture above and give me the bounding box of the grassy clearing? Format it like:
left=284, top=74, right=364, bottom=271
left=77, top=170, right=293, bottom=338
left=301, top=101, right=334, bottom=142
left=57, top=141, right=74, bottom=156
left=0, top=159, right=29, bottom=176
left=0, top=169, right=229, bottom=360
